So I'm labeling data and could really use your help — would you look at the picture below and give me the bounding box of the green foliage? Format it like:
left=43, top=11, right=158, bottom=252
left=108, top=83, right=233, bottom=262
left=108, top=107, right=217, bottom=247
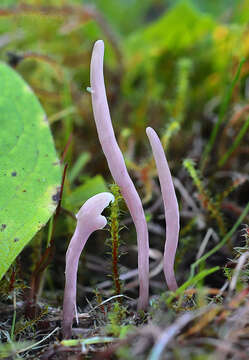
left=0, top=63, right=61, bottom=281
left=229, top=225, right=249, bottom=287
left=67, top=152, right=90, bottom=183
left=161, top=56, right=192, bottom=148
left=223, top=266, right=232, bottom=281
left=183, top=159, right=226, bottom=236
left=123, top=1, right=216, bottom=111
left=218, top=113, right=249, bottom=167
left=107, top=184, right=123, bottom=296
left=63, top=175, right=107, bottom=211
left=165, top=266, right=220, bottom=307
left=126, top=1, right=215, bottom=55
left=105, top=302, right=131, bottom=337
left=14, top=306, right=48, bottom=337
left=0, top=265, right=27, bottom=301
left=201, top=58, right=245, bottom=170
left=183, top=159, right=202, bottom=189
left=194, top=0, right=236, bottom=16
left=190, top=202, right=249, bottom=279
left=61, top=336, right=116, bottom=347
left=86, top=0, right=152, bottom=34
left=0, top=341, right=33, bottom=359
left=173, top=57, right=192, bottom=124
left=161, top=121, right=180, bottom=149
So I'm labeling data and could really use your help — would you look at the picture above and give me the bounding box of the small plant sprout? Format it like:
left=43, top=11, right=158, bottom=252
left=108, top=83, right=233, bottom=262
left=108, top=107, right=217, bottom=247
left=146, top=127, right=179, bottom=291
left=62, top=192, right=114, bottom=339
left=90, top=40, right=149, bottom=310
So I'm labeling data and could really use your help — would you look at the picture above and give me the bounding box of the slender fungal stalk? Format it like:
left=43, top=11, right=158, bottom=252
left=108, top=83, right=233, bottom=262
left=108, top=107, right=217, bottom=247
left=146, top=127, right=179, bottom=291
left=90, top=40, right=149, bottom=309
left=62, top=192, right=114, bottom=339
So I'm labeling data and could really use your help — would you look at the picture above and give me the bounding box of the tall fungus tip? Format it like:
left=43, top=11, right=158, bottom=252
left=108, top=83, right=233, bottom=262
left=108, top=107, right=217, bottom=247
left=90, top=37, right=150, bottom=310
left=146, top=126, right=179, bottom=291
left=92, top=40, right=104, bottom=59
left=146, top=127, right=157, bottom=141
left=146, top=126, right=152, bottom=135
left=94, top=39, right=104, bottom=49
left=90, top=40, right=105, bottom=100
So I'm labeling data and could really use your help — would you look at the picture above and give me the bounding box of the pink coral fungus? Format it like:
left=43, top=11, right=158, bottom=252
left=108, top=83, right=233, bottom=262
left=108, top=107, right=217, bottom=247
left=90, top=40, right=149, bottom=310
left=62, top=192, right=114, bottom=339
left=146, top=127, right=179, bottom=291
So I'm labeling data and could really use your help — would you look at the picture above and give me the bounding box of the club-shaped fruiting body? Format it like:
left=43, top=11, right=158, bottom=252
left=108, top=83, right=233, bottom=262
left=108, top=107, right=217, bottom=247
left=62, top=192, right=114, bottom=339
left=146, top=127, right=179, bottom=291
left=90, top=40, right=149, bottom=310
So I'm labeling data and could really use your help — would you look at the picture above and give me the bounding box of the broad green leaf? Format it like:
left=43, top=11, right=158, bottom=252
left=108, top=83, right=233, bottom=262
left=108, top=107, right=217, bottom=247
left=0, top=62, right=61, bottom=280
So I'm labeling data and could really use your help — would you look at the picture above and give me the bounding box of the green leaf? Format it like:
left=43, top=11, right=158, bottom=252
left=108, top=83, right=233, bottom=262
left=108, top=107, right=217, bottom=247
left=64, top=175, right=108, bottom=211
left=0, top=62, right=61, bottom=280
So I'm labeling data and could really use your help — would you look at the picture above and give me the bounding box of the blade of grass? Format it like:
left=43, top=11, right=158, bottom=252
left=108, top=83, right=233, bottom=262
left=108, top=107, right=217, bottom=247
left=61, top=336, right=116, bottom=347
left=201, top=58, right=245, bottom=171
left=68, top=152, right=90, bottom=183
left=16, top=327, right=59, bottom=354
left=218, top=115, right=249, bottom=167
left=189, top=200, right=249, bottom=279
left=10, top=290, right=16, bottom=341
left=166, top=266, right=220, bottom=306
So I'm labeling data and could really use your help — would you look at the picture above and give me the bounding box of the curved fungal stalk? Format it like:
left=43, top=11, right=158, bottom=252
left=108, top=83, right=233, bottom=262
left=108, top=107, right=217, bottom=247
left=62, top=192, right=114, bottom=339
left=90, top=40, right=149, bottom=310
left=146, top=127, right=179, bottom=291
